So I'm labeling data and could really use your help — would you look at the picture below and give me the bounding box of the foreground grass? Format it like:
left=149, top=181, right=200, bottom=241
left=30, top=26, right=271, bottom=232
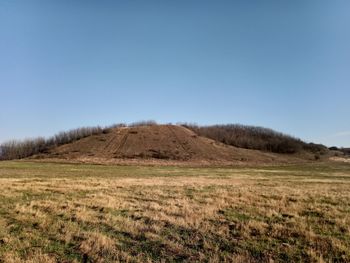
left=0, top=161, right=349, bottom=262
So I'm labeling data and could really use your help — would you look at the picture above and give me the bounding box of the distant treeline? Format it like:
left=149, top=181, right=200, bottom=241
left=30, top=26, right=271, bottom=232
left=0, top=125, right=124, bottom=160
left=182, top=124, right=328, bottom=154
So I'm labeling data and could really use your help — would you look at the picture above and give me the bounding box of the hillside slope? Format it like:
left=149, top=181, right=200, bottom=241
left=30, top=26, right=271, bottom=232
left=40, top=125, right=299, bottom=165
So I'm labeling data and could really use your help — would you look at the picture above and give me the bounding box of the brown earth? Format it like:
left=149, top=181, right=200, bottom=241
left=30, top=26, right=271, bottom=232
left=36, top=125, right=308, bottom=165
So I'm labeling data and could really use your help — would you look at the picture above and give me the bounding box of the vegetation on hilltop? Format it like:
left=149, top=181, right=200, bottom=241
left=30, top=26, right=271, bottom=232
left=183, top=124, right=328, bottom=155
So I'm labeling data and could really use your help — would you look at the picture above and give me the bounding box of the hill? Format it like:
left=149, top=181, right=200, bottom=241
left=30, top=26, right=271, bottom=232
left=31, top=124, right=303, bottom=165
left=0, top=123, right=332, bottom=165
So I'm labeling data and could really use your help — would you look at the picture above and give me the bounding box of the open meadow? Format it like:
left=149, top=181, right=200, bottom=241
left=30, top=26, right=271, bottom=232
left=0, top=161, right=350, bottom=262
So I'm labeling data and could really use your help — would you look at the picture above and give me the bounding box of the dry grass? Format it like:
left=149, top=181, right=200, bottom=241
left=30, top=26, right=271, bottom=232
left=0, top=161, right=349, bottom=262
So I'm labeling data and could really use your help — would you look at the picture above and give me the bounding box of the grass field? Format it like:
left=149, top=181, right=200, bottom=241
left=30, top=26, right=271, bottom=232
left=0, top=161, right=350, bottom=262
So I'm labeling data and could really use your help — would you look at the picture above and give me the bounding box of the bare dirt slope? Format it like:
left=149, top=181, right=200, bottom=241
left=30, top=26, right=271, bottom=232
left=42, top=125, right=302, bottom=165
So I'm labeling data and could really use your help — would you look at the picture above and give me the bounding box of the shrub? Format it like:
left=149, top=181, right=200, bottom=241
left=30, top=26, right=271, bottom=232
left=329, top=146, right=339, bottom=151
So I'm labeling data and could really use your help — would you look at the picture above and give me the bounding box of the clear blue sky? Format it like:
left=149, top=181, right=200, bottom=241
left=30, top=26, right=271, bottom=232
left=1, top=0, right=349, bottom=147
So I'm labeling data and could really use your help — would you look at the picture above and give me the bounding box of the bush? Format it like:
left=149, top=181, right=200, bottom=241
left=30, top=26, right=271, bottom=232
left=329, top=146, right=339, bottom=151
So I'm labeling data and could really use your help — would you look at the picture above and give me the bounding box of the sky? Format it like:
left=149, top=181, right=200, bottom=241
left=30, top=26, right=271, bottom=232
left=0, top=0, right=349, bottom=147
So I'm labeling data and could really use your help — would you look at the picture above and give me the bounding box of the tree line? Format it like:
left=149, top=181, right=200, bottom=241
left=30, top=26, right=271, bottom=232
left=182, top=124, right=328, bottom=154
left=0, top=125, right=123, bottom=160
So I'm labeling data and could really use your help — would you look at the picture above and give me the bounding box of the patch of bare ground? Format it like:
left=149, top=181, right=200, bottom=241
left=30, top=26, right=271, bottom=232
left=0, top=161, right=350, bottom=262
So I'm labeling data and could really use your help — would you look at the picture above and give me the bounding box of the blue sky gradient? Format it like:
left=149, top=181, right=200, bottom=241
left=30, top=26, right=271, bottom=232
left=1, top=0, right=349, bottom=146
